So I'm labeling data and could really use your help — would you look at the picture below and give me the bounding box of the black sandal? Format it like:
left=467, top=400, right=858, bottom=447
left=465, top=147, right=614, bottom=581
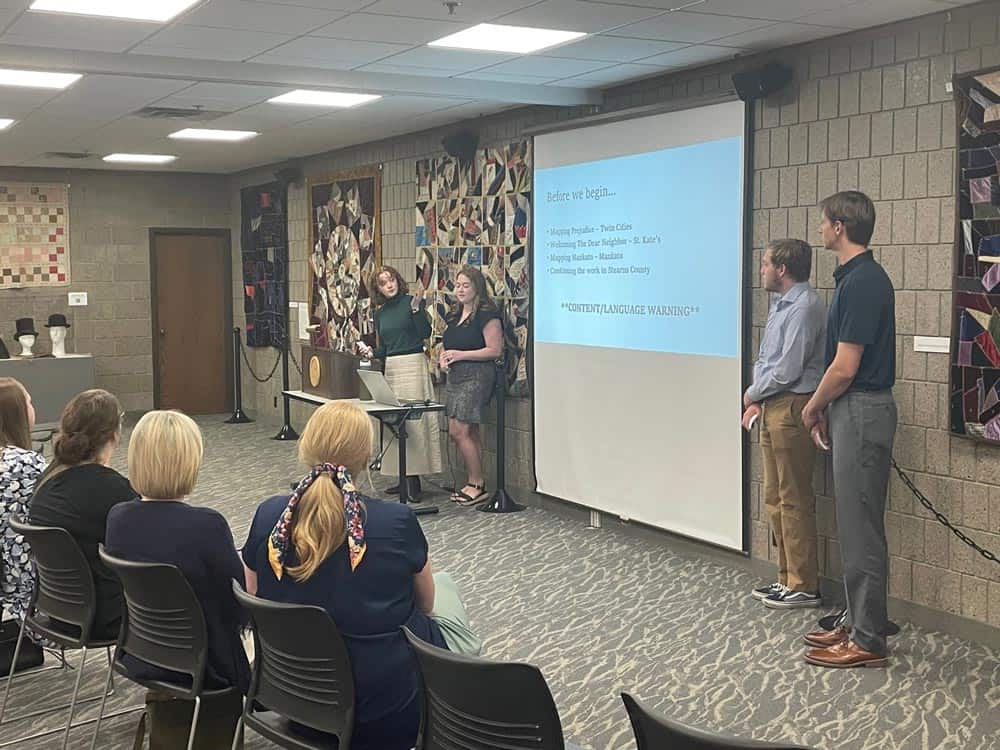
left=452, top=482, right=488, bottom=506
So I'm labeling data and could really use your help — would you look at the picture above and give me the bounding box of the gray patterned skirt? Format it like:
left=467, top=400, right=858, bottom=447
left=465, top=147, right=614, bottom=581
left=445, top=361, right=495, bottom=424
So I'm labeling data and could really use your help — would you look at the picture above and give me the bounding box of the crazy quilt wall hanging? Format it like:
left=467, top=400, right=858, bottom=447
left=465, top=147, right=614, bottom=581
left=0, top=182, right=70, bottom=289
left=307, top=166, right=381, bottom=354
left=415, top=139, right=531, bottom=396
left=241, top=183, right=288, bottom=348
left=952, top=69, right=1000, bottom=441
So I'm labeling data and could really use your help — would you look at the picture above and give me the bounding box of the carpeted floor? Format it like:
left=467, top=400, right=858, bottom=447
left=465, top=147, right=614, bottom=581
left=2, top=415, right=998, bottom=749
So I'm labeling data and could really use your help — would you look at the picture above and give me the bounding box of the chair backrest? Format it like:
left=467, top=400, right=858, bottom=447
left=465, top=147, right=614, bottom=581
left=98, top=544, right=208, bottom=696
left=403, top=627, right=566, bottom=750
left=621, top=693, right=815, bottom=750
left=232, top=582, right=355, bottom=741
left=8, top=516, right=97, bottom=642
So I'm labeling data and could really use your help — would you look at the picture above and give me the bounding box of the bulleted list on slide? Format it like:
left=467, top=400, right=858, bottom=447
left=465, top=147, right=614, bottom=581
left=533, top=137, right=742, bottom=357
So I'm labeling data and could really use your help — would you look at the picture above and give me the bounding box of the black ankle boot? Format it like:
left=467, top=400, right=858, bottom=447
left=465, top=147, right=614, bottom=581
left=407, top=475, right=422, bottom=500
left=386, top=483, right=400, bottom=495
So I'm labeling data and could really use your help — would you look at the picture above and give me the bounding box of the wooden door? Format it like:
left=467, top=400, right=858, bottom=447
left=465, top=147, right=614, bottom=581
left=151, top=231, right=232, bottom=414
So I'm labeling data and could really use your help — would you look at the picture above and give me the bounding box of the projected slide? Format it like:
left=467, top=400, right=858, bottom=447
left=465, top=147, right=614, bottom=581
left=535, top=138, right=742, bottom=357
left=533, top=100, right=746, bottom=551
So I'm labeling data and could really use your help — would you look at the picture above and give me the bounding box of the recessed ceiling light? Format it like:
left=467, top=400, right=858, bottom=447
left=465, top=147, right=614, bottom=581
left=103, top=153, right=177, bottom=164
left=268, top=90, right=381, bottom=108
left=0, top=119, right=15, bottom=131
left=0, top=68, right=81, bottom=90
left=169, top=128, right=259, bottom=142
left=428, top=23, right=586, bottom=54
left=29, top=0, right=199, bottom=23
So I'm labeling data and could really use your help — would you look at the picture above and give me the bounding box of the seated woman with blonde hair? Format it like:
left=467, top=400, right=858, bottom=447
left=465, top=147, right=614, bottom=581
left=242, top=401, right=477, bottom=750
left=105, top=410, right=249, bottom=695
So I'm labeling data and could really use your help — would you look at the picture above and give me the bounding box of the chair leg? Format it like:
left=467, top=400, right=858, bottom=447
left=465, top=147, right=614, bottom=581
left=186, top=695, right=202, bottom=750
left=0, top=616, right=27, bottom=724
left=88, top=649, right=117, bottom=750
left=61, top=646, right=88, bottom=750
left=230, top=712, right=244, bottom=750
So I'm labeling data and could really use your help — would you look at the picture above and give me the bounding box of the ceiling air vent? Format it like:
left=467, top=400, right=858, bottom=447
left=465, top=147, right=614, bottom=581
left=43, top=151, right=93, bottom=160
left=131, top=106, right=228, bottom=121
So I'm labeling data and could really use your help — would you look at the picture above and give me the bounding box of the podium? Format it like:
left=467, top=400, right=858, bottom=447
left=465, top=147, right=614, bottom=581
left=301, top=346, right=381, bottom=401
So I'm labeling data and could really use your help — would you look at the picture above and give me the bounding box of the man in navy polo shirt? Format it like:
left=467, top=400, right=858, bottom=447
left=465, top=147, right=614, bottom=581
left=800, top=191, right=897, bottom=668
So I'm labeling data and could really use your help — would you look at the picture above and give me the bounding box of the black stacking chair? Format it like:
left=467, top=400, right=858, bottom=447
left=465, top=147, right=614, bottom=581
left=403, top=627, right=579, bottom=750
left=0, top=517, right=130, bottom=750
left=621, top=692, right=815, bottom=750
left=232, top=582, right=355, bottom=749
left=96, top=545, right=241, bottom=750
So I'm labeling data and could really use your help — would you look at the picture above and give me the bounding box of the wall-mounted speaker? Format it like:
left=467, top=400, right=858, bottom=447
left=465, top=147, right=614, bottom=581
left=732, top=61, right=793, bottom=102
left=274, top=166, right=302, bottom=187
left=441, top=130, right=479, bottom=165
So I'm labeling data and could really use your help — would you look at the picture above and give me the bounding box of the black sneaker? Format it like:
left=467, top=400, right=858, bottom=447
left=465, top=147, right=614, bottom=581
left=751, top=582, right=785, bottom=601
left=763, top=589, right=822, bottom=609
left=385, top=484, right=400, bottom=495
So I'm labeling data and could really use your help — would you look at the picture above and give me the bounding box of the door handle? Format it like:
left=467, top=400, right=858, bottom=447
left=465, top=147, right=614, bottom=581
left=159, top=329, right=166, bottom=336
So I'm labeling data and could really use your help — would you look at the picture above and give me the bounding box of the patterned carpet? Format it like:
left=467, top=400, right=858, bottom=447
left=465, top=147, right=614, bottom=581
left=2, top=415, right=998, bottom=750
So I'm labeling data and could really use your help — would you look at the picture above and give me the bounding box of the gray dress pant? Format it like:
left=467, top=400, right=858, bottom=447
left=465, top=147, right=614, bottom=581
left=828, top=389, right=897, bottom=656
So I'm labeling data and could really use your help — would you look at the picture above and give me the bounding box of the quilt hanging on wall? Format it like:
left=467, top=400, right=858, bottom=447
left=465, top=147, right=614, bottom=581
left=415, top=140, right=531, bottom=396
left=308, top=167, right=381, bottom=354
left=952, top=69, right=1000, bottom=442
left=0, top=182, right=70, bottom=289
left=241, top=183, right=288, bottom=348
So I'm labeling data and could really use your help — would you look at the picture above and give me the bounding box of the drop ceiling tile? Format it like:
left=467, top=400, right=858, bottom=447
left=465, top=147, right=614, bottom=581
left=152, top=82, right=287, bottom=107
left=39, top=76, right=196, bottom=119
left=495, top=0, right=666, bottom=33
left=132, top=25, right=293, bottom=61
left=714, top=21, right=850, bottom=49
left=0, top=87, right=61, bottom=118
left=0, top=12, right=159, bottom=52
left=692, top=0, right=854, bottom=21
left=310, top=12, right=466, bottom=44
left=475, top=54, right=610, bottom=77
left=543, top=34, right=686, bottom=62
left=801, top=0, right=954, bottom=29
left=636, top=43, right=744, bottom=68
left=179, top=0, right=347, bottom=34
left=248, top=36, right=410, bottom=68
left=371, top=46, right=515, bottom=72
left=546, top=62, right=668, bottom=87
left=206, top=101, right=328, bottom=129
left=242, top=0, right=370, bottom=9
left=610, top=11, right=773, bottom=43
left=362, top=0, right=539, bottom=23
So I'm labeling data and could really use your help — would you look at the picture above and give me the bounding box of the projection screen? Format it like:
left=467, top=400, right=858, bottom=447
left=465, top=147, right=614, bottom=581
left=532, top=99, right=748, bottom=550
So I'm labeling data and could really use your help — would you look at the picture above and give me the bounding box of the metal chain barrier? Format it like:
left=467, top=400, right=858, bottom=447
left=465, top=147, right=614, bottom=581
left=239, top=339, right=281, bottom=383
left=288, top=343, right=302, bottom=377
left=891, top=458, right=998, bottom=565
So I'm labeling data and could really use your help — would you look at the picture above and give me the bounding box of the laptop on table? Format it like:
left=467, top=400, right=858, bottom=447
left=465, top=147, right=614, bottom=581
left=357, top=369, right=428, bottom=408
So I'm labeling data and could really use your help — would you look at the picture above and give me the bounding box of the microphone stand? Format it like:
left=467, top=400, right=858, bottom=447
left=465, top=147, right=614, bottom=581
left=478, top=332, right=523, bottom=513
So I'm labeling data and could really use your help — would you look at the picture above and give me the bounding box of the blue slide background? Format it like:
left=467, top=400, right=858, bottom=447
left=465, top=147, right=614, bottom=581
left=534, top=137, right=743, bottom=358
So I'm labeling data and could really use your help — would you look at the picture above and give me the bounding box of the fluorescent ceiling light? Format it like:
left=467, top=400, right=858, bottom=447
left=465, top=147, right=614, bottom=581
left=169, top=128, right=259, bottom=142
left=428, top=23, right=585, bottom=54
left=268, top=90, right=381, bottom=108
left=103, top=153, right=177, bottom=164
left=0, top=119, right=15, bottom=131
left=0, top=68, right=81, bottom=90
left=29, top=0, right=199, bottom=22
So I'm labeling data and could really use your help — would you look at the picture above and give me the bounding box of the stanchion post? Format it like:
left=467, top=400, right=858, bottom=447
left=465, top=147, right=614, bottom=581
left=225, top=327, right=253, bottom=424
left=478, top=355, right=524, bottom=513
left=272, top=179, right=299, bottom=441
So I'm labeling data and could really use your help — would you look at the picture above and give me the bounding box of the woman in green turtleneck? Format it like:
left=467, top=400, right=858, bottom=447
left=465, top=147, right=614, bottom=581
left=357, top=266, right=442, bottom=497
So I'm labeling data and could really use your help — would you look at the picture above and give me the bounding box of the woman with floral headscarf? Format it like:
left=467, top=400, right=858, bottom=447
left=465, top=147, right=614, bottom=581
left=242, top=401, right=475, bottom=750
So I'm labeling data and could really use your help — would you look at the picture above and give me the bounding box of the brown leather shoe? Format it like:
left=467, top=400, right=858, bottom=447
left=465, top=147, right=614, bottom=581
left=804, top=640, right=888, bottom=668
left=803, top=625, right=849, bottom=648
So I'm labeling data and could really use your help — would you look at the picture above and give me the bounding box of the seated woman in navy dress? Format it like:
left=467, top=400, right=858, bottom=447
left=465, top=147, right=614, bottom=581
left=243, top=401, right=458, bottom=750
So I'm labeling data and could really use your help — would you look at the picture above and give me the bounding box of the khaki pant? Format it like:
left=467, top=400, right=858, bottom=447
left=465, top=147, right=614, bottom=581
left=759, top=392, right=819, bottom=593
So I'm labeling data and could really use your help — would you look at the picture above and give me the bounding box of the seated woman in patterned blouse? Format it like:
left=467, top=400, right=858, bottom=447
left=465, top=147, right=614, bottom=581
left=0, top=378, right=47, bottom=626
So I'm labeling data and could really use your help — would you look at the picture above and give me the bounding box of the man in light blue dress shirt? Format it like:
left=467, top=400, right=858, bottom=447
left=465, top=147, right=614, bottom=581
left=742, top=238, right=827, bottom=609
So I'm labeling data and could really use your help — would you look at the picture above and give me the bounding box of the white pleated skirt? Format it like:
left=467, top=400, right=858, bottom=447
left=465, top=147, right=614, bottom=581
left=379, top=352, right=443, bottom=477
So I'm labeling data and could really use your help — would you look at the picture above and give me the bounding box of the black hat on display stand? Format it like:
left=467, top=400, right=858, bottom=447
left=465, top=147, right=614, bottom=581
left=45, top=313, right=71, bottom=328
left=14, top=318, right=37, bottom=340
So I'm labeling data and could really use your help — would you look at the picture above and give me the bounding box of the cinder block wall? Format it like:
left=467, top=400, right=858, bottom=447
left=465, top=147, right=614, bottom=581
left=0, top=168, right=231, bottom=411
left=231, top=4, right=1000, bottom=631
